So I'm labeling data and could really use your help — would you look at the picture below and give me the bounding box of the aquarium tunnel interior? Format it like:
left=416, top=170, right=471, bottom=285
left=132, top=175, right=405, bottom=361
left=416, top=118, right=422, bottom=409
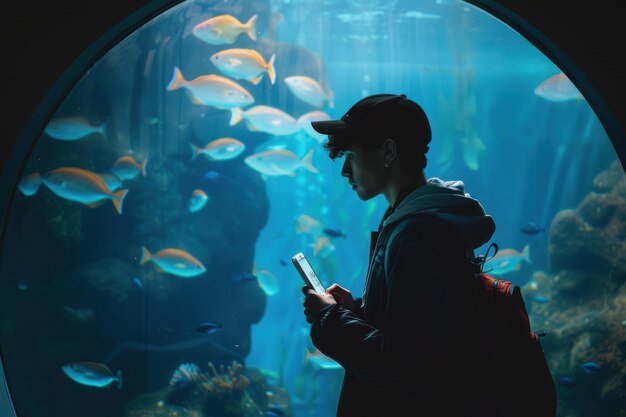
left=1, top=0, right=625, bottom=416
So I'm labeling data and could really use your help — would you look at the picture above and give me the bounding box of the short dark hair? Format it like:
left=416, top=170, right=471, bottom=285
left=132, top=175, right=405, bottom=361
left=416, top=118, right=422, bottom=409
left=314, top=94, right=431, bottom=169
left=324, top=132, right=429, bottom=170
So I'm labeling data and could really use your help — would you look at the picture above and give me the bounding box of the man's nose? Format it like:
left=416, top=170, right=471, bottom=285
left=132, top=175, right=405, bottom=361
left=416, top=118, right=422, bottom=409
left=341, top=159, right=351, bottom=177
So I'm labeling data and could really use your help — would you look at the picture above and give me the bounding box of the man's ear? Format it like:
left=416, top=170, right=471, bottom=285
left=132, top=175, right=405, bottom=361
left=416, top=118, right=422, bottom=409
left=382, top=138, right=397, bottom=166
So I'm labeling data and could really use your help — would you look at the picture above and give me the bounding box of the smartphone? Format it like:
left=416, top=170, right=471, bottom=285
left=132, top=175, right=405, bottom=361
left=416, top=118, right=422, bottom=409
left=292, top=252, right=326, bottom=294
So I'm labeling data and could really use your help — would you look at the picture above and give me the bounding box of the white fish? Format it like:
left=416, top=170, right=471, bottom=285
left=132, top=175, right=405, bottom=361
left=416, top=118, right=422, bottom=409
left=284, top=76, right=334, bottom=108
left=140, top=247, right=206, bottom=278
left=44, top=116, right=108, bottom=141
left=167, top=67, right=254, bottom=109
left=484, top=244, right=531, bottom=276
left=42, top=167, right=128, bottom=214
left=244, top=149, right=319, bottom=177
left=192, top=14, right=257, bottom=45
left=211, top=48, right=276, bottom=85
left=461, top=134, right=485, bottom=171
left=62, top=362, right=122, bottom=389
left=190, top=137, right=245, bottom=161
left=18, top=172, right=42, bottom=196
left=111, top=156, right=148, bottom=180
left=189, top=189, right=209, bottom=213
left=256, top=267, right=279, bottom=296
left=230, top=105, right=300, bottom=136
left=534, top=73, right=584, bottom=102
left=297, top=111, right=331, bottom=143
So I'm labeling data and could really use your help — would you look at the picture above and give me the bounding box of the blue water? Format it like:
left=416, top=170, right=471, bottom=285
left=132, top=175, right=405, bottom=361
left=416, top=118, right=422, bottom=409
left=0, top=0, right=620, bottom=416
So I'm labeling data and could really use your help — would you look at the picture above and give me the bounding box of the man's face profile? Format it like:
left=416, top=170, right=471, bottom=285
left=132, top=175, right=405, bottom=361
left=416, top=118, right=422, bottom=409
left=340, top=141, right=387, bottom=201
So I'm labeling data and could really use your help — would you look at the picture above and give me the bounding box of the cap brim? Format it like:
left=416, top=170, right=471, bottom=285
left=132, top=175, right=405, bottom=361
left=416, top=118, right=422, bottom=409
left=310, top=119, right=353, bottom=135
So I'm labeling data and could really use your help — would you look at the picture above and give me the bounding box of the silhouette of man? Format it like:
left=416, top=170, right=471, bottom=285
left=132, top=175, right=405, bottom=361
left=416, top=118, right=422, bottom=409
left=301, top=93, right=496, bottom=416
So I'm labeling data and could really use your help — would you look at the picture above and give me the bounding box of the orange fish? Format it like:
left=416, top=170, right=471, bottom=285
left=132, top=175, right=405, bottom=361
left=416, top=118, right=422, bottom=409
left=534, top=72, right=584, bottom=102
left=312, top=236, right=335, bottom=257
left=189, top=137, right=245, bottom=161
left=294, top=214, right=322, bottom=234
left=284, top=76, right=334, bottom=108
left=211, top=48, right=276, bottom=85
left=140, top=247, right=206, bottom=278
left=192, top=14, right=257, bottom=45
left=111, top=155, right=148, bottom=180
left=167, top=67, right=254, bottom=109
left=42, top=167, right=128, bottom=214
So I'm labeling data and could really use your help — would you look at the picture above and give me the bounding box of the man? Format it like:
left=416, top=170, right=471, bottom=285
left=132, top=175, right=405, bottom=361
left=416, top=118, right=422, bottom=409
left=301, top=93, right=496, bottom=416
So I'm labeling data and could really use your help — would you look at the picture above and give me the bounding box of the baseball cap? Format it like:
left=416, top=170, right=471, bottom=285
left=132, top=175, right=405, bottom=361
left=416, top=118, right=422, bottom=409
left=311, top=93, right=431, bottom=147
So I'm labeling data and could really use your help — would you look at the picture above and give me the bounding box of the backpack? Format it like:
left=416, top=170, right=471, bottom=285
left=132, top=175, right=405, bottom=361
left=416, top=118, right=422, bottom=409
left=384, top=216, right=557, bottom=417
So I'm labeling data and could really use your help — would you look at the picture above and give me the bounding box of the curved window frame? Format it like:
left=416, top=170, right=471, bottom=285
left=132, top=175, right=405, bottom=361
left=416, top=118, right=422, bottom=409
left=0, top=1, right=623, bottom=416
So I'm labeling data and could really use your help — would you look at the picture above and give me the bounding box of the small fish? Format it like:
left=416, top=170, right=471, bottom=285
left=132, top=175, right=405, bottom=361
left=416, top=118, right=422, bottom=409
left=62, top=361, right=122, bottom=389
left=111, top=155, right=148, bottom=180
left=244, top=149, right=319, bottom=177
left=311, top=236, right=335, bottom=257
left=190, top=137, right=245, bottom=161
left=133, top=278, right=144, bottom=289
left=231, top=272, right=257, bottom=283
left=196, top=322, right=223, bottom=335
left=18, top=172, right=42, bottom=196
left=263, top=407, right=285, bottom=417
left=256, top=267, right=279, bottom=296
left=580, top=361, right=601, bottom=374
left=211, top=48, right=276, bottom=85
left=557, top=376, right=577, bottom=388
left=483, top=244, right=531, bottom=276
left=167, top=67, right=254, bottom=109
left=140, top=247, right=206, bottom=278
left=192, top=14, right=257, bottom=45
left=305, top=348, right=341, bottom=370
left=230, top=105, right=300, bottom=136
left=531, top=295, right=549, bottom=304
left=204, top=170, right=222, bottom=180
left=297, top=111, right=331, bottom=143
left=294, top=214, right=322, bottom=234
left=279, top=258, right=289, bottom=267
left=17, top=279, right=28, bottom=290
left=284, top=76, right=334, bottom=108
left=534, top=72, right=585, bottom=102
left=189, top=189, right=210, bottom=213
left=97, top=173, right=122, bottom=191
left=404, top=10, right=441, bottom=19
left=63, top=306, right=94, bottom=322
left=323, top=228, right=347, bottom=238
left=44, top=116, right=108, bottom=141
left=520, top=222, right=545, bottom=235
left=42, top=167, right=128, bottom=214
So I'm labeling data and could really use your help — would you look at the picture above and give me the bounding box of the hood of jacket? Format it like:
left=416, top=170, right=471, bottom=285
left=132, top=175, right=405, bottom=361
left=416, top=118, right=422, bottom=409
left=382, top=177, right=496, bottom=250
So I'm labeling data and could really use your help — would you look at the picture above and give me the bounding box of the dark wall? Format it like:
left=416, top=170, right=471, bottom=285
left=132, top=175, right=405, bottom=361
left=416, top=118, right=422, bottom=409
left=1, top=0, right=624, bottom=177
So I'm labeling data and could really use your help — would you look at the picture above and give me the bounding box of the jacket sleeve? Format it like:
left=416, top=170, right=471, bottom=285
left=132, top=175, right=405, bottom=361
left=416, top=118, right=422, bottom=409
left=310, top=224, right=451, bottom=393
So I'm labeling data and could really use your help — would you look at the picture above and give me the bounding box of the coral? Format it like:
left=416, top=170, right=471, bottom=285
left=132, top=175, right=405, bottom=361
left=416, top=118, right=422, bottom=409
left=170, top=363, right=205, bottom=388
left=529, top=159, right=626, bottom=417
left=124, top=362, right=292, bottom=417
left=77, top=257, right=136, bottom=303
left=201, top=361, right=252, bottom=416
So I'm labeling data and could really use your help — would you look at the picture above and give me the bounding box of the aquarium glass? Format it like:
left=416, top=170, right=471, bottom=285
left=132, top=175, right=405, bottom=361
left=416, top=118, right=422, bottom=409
left=0, top=0, right=624, bottom=416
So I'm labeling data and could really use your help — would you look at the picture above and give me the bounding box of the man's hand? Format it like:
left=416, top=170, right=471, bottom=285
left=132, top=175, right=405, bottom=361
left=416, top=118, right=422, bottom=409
left=302, top=286, right=337, bottom=324
left=326, top=283, right=357, bottom=312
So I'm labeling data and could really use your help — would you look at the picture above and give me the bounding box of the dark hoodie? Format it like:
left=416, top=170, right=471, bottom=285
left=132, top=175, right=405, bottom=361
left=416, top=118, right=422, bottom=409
left=310, top=178, right=496, bottom=417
